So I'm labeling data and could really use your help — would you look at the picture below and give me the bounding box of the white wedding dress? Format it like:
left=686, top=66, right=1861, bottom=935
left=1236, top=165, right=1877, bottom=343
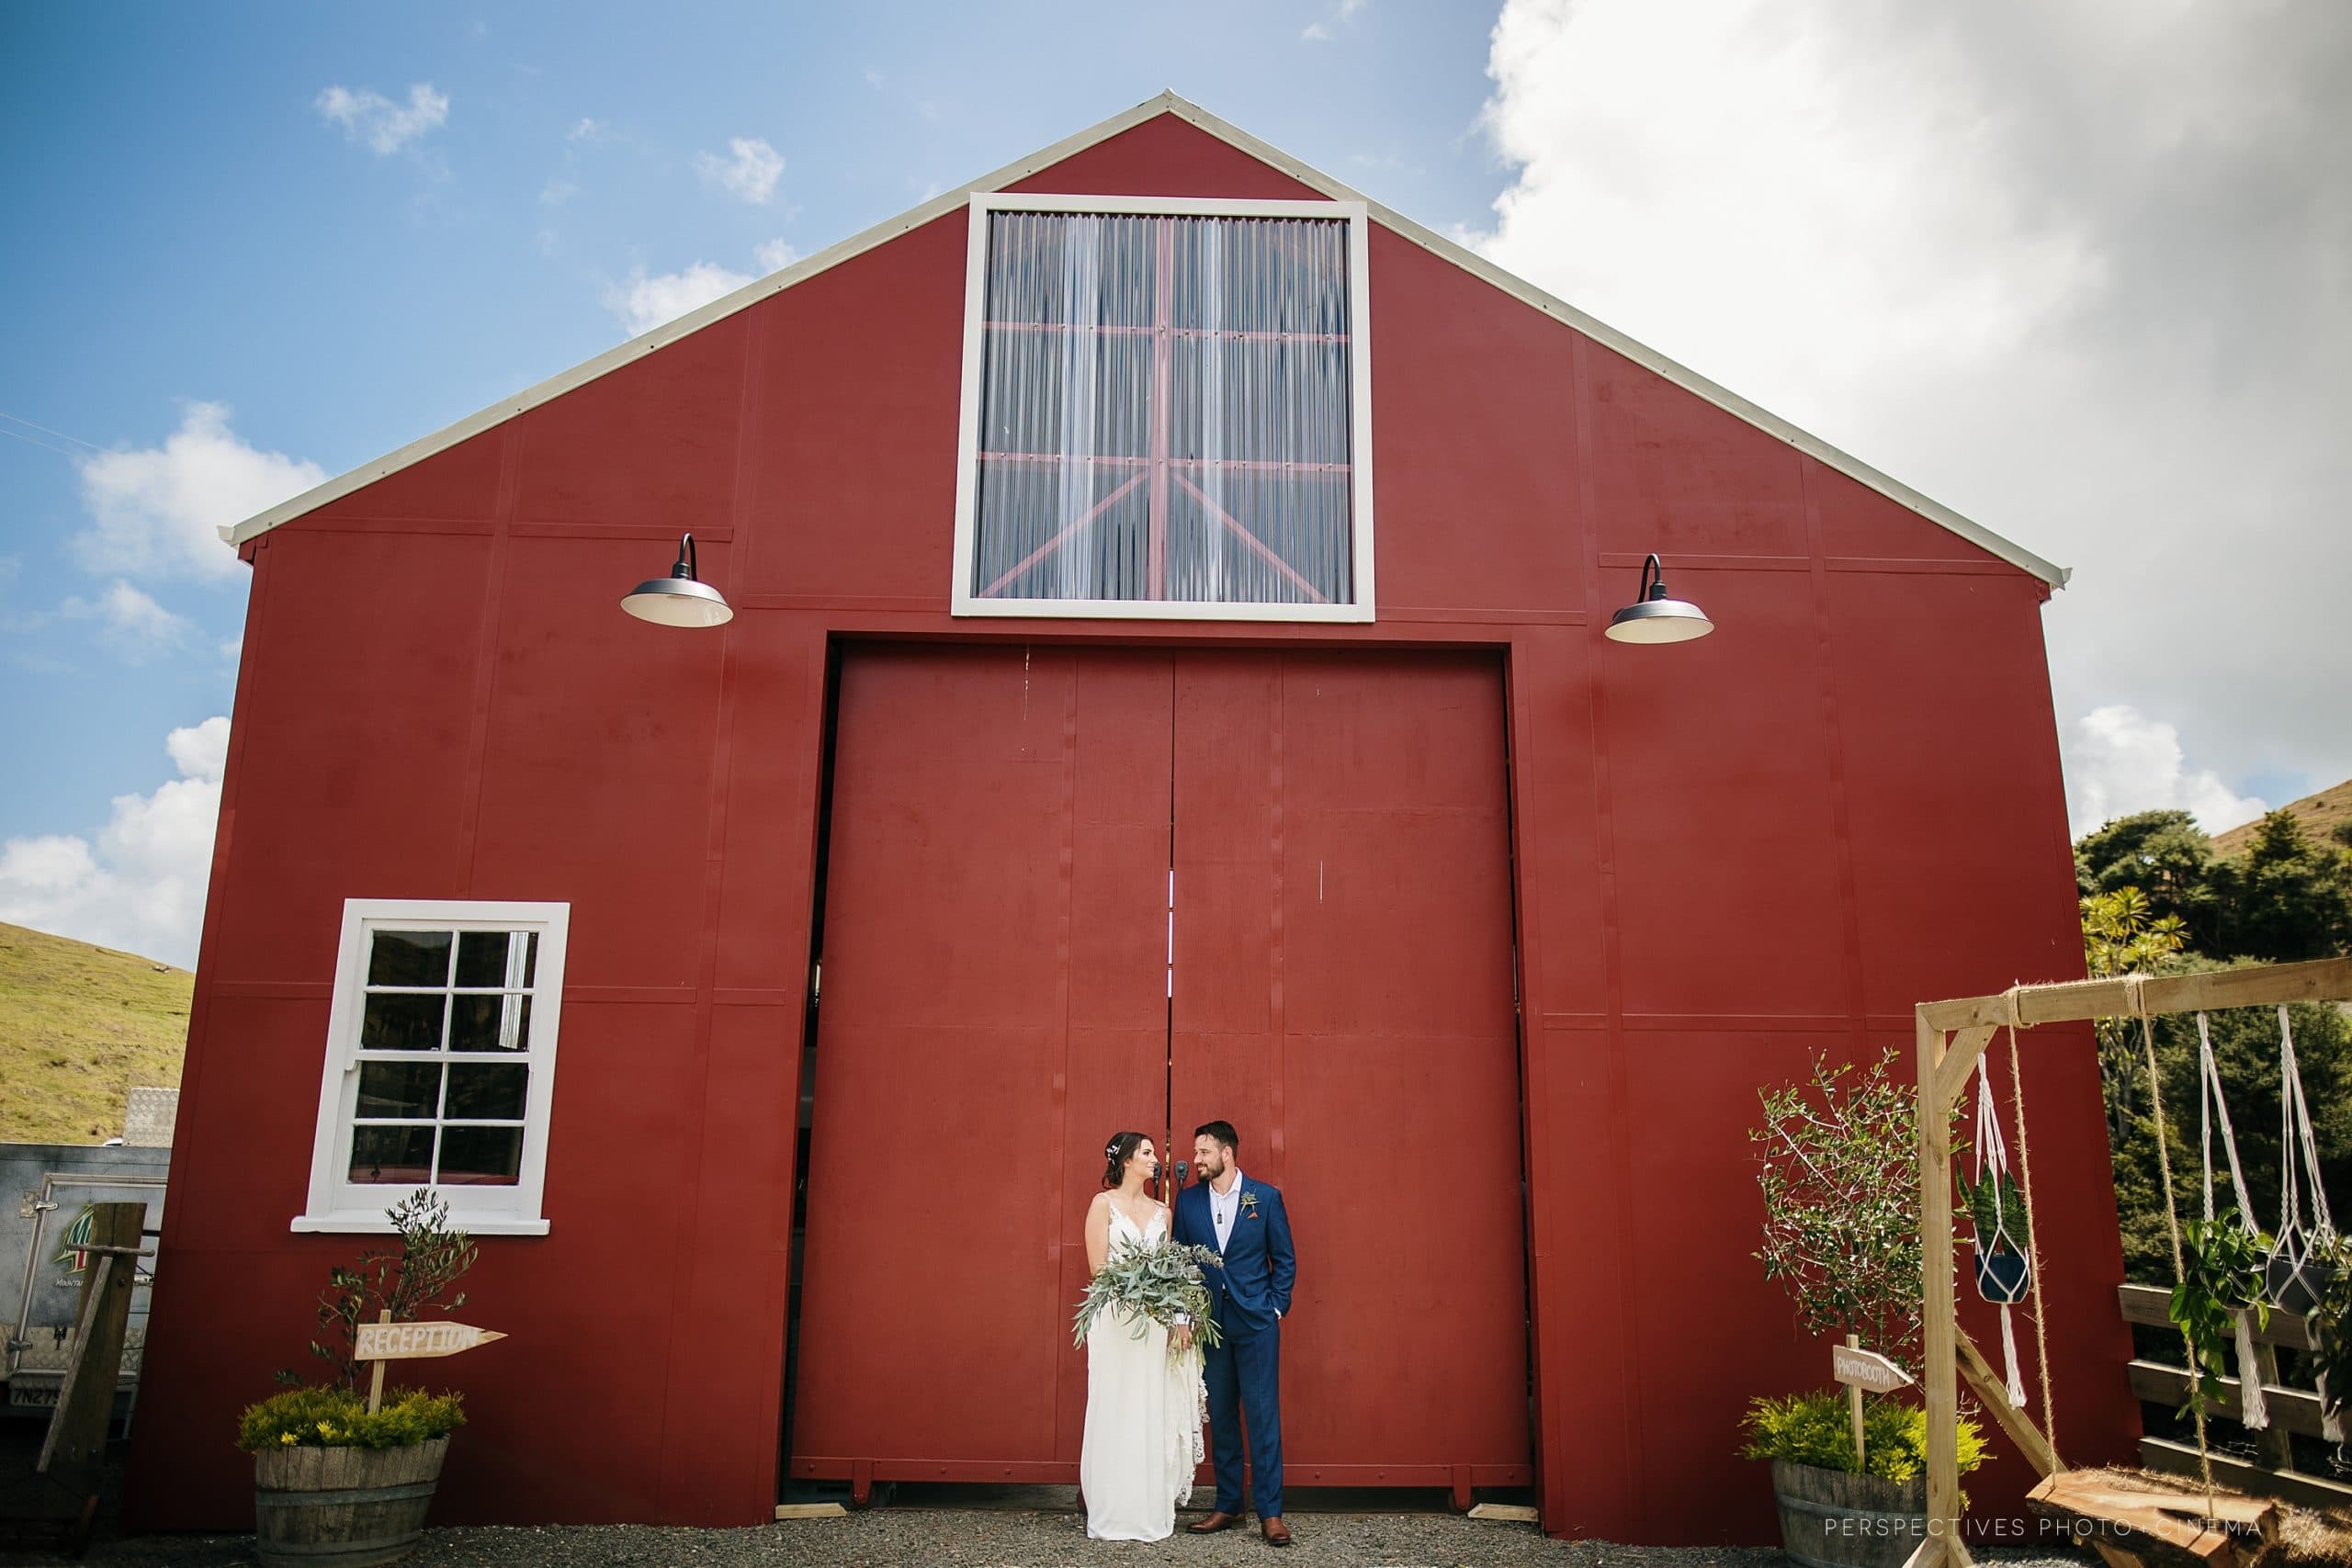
left=1080, top=1204, right=1209, bottom=1541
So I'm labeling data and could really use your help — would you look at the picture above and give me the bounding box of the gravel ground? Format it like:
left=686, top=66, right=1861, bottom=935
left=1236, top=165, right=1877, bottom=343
left=4, top=1504, right=2099, bottom=1568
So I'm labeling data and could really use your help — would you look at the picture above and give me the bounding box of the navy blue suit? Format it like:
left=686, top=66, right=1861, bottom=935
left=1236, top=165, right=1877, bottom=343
left=1172, top=1173, right=1295, bottom=1518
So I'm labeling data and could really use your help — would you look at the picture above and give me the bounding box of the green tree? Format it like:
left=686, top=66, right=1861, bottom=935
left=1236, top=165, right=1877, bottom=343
left=2081, top=887, right=2188, bottom=1142
left=1752, top=1051, right=1927, bottom=1369
left=2209, top=809, right=2352, bottom=963
left=2075, top=809, right=2222, bottom=948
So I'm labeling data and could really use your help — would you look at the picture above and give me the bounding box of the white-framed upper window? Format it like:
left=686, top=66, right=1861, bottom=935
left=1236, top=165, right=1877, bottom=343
left=294, top=899, right=570, bottom=1236
left=951, top=193, right=1375, bottom=623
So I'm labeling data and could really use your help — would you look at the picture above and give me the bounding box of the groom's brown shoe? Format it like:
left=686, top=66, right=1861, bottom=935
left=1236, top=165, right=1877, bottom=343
left=1261, top=1517, right=1292, bottom=1547
left=1187, top=1511, right=1241, bottom=1533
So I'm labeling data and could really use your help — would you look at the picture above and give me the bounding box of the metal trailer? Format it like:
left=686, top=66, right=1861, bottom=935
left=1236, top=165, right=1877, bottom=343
left=1, top=1141, right=168, bottom=1425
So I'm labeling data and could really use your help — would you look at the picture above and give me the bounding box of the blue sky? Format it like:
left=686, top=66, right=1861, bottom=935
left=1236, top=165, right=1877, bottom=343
left=4, top=2, right=2345, bottom=964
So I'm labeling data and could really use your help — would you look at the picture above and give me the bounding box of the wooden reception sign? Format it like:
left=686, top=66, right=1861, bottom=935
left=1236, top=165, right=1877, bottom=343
left=356, top=1319, right=506, bottom=1360
left=357, top=1310, right=506, bottom=1413
left=1833, top=1344, right=1915, bottom=1393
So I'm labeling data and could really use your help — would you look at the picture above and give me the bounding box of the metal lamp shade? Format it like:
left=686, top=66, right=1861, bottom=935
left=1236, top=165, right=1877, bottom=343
left=1605, top=597, right=1713, bottom=643
left=620, top=533, right=733, bottom=627
left=622, top=575, right=733, bottom=627
left=1604, top=553, right=1713, bottom=644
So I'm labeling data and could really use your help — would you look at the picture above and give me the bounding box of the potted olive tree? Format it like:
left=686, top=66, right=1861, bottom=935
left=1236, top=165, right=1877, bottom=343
left=1746, top=1051, right=1987, bottom=1568
left=235, top=1191, right=477, bottom=1568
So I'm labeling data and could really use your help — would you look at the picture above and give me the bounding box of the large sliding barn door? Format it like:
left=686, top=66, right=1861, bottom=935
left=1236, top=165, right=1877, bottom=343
left=790, top=645, right=1528, bottom=1495
left=1170, top=649, right=1531, bottom=1493
left=790, top=646, right=1172, bottom=1485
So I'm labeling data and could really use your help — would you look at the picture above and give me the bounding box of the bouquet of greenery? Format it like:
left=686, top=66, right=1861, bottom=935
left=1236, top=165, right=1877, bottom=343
left=1073, top=1239, right=1226, bottom=1359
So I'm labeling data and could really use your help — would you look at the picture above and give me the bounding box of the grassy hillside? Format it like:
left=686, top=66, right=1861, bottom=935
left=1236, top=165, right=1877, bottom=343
left=2212, top=776, right=2352, bottom=859
left=0, top=920, right=191, bottom=1144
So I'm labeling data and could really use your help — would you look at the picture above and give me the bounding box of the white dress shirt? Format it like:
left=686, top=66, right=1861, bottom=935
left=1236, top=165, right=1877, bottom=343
left=1209, top=1169, right=1244, bottom=1250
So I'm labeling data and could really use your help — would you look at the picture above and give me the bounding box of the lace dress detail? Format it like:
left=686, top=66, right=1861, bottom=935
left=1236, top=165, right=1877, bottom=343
left=1080, top=1203, right=1209, bottom=1541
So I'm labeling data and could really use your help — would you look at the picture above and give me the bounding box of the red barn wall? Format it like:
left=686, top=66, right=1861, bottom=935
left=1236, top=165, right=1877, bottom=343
left=130, top=113, right=2136, bottom=1541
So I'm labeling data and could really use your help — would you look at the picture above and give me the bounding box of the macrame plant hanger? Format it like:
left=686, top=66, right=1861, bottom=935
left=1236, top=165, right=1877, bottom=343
left=2195, top=1011, right=2270, bottom=1431
left=1969, top=1047, right=2035, bottom=1408
left=2266, top=1004, right=2344, bottom=1441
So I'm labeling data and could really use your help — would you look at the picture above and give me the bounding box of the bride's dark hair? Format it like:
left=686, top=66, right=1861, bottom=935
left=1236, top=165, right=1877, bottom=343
left=1101, top=1131, right=1148, bottom=1189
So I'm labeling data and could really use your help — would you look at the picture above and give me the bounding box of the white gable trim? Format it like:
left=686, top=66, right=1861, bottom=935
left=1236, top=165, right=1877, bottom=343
left=221, top=92, right=2066, bottom=589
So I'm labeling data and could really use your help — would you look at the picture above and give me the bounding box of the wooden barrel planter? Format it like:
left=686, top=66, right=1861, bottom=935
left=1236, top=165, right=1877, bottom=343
left=253, top=1437, right=448, bottom=1568
left=1770, top=1459, right=1929, bottom=1568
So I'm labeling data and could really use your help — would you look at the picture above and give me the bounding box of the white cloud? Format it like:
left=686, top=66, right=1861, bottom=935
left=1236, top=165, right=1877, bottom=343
left=0, top=716, right=232, bottom=968
left=2066, top=705, right=2267, bottom=837
left=754, top=238, right=800, bottom=274
left=1304, top=0, right=1366, bottom=39
left=314, top=83, right=450, bottom=155
left=74, top=403, right=325, bottom=580
left=57, top=581, right=194, bottom=662
left=604, top=261, right=753, bottom=336
left=539, top=177, right=578, bottom=207
left=695, top=136, right=784, bottom=204
left=1469, top=0, right=2352, bottom=816
left=568, top=117, right=607, bottom=142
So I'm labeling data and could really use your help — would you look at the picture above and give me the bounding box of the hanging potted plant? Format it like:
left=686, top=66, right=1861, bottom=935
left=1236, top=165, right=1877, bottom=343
left=235, top=1191, right=481, bottom=1568
left=1747, top=1051, right=1989, bottom=1568
left=1956, top=1162, right=2031, bottom=1304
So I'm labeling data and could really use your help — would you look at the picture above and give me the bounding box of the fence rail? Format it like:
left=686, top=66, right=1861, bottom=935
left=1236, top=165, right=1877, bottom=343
left=2116, top=1281, right=2352, bottom=1511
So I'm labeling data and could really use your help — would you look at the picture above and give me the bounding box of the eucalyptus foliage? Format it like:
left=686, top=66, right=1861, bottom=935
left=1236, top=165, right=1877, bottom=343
left=1073, top=1239, right=1226, bottom=1360
left=1753, top=1050, right=1926, bottom=1370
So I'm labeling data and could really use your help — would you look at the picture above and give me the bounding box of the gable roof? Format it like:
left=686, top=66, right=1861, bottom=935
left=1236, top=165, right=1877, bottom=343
left=223, top=92, right=2066, bottom=589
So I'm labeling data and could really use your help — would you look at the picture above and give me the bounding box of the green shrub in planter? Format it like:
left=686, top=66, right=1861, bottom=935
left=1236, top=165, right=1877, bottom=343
left=241, top=1193, right=480, bottom=1568
left=236, top=1386, right=465, bottom=1453
left=1740, top=1389, right=1986, bottom=1483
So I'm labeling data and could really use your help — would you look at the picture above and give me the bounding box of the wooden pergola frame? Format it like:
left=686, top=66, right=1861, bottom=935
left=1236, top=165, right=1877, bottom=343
left=1906, top=955, right=2352, bottom=1568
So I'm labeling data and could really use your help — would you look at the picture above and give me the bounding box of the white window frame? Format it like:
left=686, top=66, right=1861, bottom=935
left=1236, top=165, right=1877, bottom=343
left=951, top=192, right=1376, bottom=623
left=293, top=898, right=571, bottom=1236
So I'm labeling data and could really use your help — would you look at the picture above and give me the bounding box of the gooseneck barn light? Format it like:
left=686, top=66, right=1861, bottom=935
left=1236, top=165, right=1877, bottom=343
left=620, top=533, right=733, bottom=628
left=1604, top=553, right=1713, bottom=645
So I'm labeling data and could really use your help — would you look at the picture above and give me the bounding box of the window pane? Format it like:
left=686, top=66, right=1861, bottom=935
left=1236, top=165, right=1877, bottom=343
left=454, top=930, right=537, bottom=989
left=449, top=994, right=531, bottom=1052
left=438, top=1126, right=524, bottom=1186
left=368, top=930, right=452, bottom=987
left=972, top=209, right=1355, bottom=608
left=445, top=1063, right=528, bottom=1121
left=361, top=993, right=447, bottom=1052
left=454, top=931, right=508, bottom=989
left=349, top=1125, right=435, bottom=1185
left=356, top=1061, right=443, bottom=1120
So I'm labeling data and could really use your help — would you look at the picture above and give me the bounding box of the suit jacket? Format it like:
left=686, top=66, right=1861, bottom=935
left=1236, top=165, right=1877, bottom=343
left=1173, top=1173, right=1295, bottom=1340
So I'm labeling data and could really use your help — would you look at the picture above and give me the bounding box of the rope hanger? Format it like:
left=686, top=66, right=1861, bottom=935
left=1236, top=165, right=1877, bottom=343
left=2196, top=1010, right=2270, bottom=1432
left=1964, top=988, right=2057, bottom=1442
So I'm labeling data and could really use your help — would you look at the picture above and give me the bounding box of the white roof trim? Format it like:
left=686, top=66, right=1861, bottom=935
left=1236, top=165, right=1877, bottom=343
left=222, top=92, right=2067, bottom=589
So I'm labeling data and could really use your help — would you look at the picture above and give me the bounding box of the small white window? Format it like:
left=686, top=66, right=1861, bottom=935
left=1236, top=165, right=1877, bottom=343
left=294, top=900, right=569, bottom=1235
left=951, top=194, right=1375, bottom=622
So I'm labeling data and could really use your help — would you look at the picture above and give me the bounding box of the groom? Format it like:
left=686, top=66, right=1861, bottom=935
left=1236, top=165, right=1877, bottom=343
left=1172, top=1120, right=1295, bottom=1547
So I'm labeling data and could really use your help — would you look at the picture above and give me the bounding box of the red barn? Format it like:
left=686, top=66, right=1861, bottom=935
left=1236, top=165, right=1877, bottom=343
left=131, top=94, right=2136, bottom=1541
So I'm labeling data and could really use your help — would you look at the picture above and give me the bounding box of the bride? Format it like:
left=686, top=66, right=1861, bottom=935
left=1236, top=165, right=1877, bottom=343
left=1080, top=1131, right=1209, bottom=1541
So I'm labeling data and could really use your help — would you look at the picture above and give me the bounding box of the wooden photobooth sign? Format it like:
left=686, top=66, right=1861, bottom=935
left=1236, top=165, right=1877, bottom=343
left=356, top=1310, right=506, bottom=1413
left=1833, top=1344, right=1914, bottom=1394
left=1831, top=1336, right=1915, bottom=1472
